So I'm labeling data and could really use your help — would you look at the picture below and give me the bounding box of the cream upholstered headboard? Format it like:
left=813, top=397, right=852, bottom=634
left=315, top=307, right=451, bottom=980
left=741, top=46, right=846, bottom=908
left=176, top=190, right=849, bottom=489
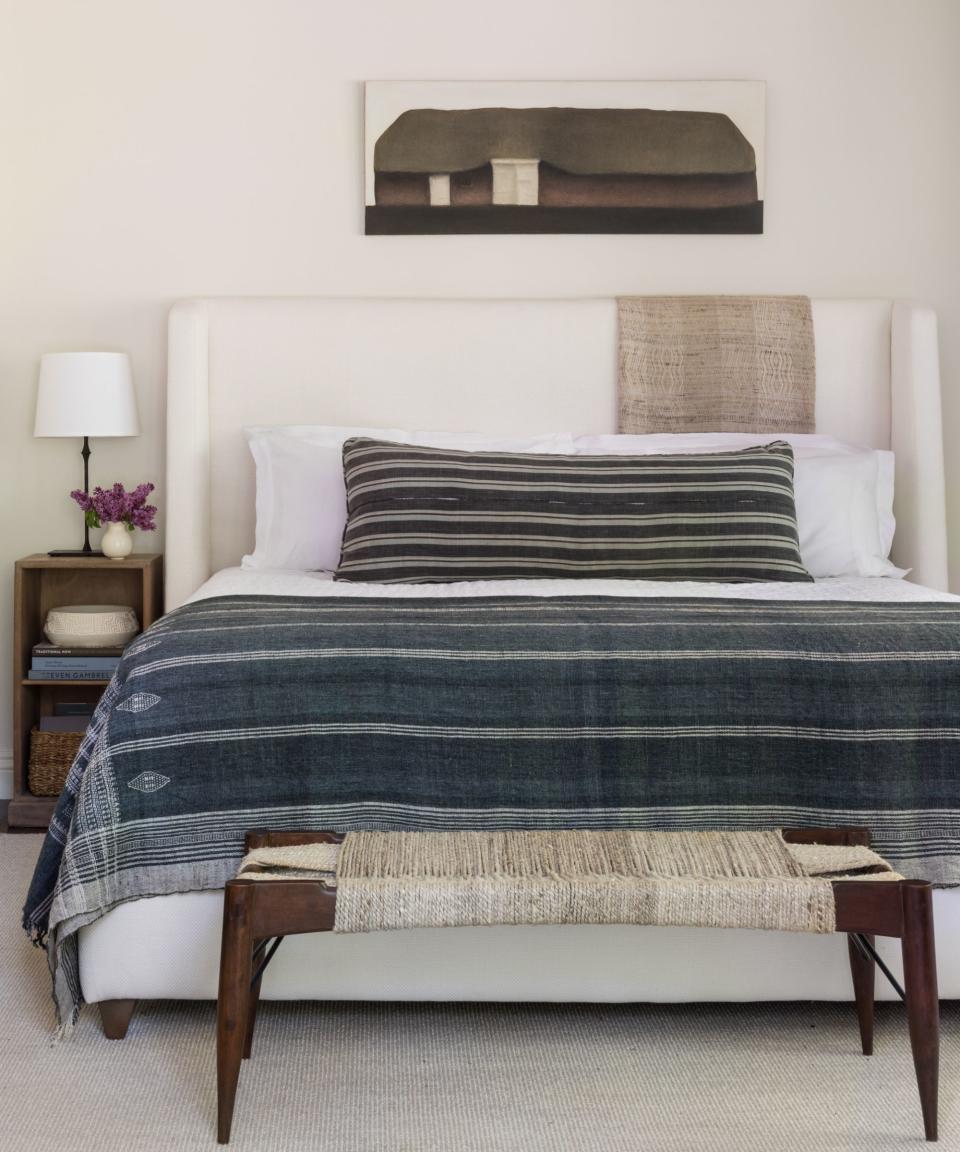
left=165, top=297, right=948, bottom=608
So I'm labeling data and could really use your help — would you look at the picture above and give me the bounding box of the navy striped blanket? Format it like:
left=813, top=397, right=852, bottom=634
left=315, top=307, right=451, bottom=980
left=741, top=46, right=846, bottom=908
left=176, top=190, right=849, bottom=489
left=23, top=594, right=960, bottom=1027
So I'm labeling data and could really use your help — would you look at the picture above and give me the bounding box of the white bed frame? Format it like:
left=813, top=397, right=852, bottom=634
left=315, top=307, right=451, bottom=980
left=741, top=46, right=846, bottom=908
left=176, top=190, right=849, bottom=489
left=79, top=297, right=955, bottom=1010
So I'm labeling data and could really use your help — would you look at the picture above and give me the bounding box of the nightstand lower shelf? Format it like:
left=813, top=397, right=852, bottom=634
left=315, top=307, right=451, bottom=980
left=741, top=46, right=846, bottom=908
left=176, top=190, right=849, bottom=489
left=10, top=552, right=163, bottom=829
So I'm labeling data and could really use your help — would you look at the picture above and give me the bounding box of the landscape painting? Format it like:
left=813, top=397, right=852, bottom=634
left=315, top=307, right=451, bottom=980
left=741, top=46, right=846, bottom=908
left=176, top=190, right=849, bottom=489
left=365, top=81, right=765, bottom=235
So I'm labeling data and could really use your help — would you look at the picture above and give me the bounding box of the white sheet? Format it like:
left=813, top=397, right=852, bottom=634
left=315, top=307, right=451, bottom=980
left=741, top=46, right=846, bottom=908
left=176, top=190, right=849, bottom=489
left=188, top=567, right=959, bottom=604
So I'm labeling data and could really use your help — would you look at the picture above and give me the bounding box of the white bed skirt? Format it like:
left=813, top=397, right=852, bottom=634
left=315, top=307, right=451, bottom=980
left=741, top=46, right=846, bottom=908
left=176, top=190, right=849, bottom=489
left=79, top=887, right=960, bottom=1004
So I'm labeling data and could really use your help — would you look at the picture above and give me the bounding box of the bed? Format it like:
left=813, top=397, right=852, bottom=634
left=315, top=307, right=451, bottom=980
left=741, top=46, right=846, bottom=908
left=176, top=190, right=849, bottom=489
left=26, top=296, right=960, bottom=1030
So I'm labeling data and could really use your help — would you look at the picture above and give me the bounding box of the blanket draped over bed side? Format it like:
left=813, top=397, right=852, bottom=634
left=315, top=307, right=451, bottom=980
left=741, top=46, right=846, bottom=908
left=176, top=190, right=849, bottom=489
left=22, top=593, right=960, bottom=1030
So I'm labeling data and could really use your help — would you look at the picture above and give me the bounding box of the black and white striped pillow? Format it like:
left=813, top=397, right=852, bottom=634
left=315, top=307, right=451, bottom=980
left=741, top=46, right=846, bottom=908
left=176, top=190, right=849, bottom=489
left=334, top=438, right=812, bottom=584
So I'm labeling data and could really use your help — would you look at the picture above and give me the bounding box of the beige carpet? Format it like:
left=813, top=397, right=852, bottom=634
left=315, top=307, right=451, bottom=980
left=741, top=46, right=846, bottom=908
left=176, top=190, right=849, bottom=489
left=2, top=833, right=957, bottom=1151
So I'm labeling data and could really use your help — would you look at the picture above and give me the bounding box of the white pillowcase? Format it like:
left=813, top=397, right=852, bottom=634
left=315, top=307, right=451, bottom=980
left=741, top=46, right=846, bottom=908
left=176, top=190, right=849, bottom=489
left=243, top=425, right=575, bottom=572
left=571, top=433, right=902, bottom=579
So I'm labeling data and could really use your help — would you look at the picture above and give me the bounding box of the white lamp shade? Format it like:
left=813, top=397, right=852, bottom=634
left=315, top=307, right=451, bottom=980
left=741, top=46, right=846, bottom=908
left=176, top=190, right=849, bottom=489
left=34, top=352, right=139, bottom=438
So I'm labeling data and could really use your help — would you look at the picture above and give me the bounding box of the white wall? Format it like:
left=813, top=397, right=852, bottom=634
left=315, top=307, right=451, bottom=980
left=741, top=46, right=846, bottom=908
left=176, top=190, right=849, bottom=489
left=1, top=0, right=959, bottom=799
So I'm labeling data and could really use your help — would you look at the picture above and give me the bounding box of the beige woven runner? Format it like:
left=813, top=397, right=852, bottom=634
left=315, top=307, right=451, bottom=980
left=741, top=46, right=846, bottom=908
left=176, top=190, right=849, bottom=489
left=617, top=296, right=816, bottom=433
left=238, top=830, right=899, bottom=936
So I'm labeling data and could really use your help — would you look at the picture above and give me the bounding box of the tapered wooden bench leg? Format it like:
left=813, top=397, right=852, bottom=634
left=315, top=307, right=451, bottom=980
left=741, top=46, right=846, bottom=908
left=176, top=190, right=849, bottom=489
left=243, top=942, right=264, bottom=1060
left=901, top=880, right=939, bottom=1142
left=99, top=999, right=137, bottom=1040
left=218, top=883, right=255, bottom=1145
left=847, top=935, right=875, bottom=1055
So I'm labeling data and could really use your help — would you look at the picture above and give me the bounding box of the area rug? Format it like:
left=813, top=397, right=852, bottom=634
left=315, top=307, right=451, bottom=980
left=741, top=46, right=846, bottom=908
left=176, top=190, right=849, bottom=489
left=2, top=833, right=956, bottom=1151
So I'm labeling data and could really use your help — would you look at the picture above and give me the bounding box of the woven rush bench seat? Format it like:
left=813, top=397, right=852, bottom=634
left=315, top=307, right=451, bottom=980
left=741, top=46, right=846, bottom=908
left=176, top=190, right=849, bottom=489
left=216, top=828, right=939, bottom=1144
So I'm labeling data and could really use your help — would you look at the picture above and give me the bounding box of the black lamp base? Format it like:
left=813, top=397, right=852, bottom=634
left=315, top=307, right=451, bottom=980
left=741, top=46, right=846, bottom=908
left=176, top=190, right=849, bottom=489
left=55, top=436, right=100, bottom=558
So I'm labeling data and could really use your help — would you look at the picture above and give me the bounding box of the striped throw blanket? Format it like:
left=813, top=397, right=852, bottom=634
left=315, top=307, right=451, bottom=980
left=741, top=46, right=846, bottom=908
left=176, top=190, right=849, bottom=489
left=22, top=593, right=960, bottom=1029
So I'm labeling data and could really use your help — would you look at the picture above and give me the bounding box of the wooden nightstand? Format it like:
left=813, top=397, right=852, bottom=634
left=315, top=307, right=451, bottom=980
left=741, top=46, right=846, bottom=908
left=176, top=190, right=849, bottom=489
left=9, top=553, right=163, bottom=828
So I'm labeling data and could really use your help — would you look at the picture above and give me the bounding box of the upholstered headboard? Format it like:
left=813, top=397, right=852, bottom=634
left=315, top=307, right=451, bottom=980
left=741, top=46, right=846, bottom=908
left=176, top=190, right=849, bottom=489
left=165, top=297, right=947, bottom=608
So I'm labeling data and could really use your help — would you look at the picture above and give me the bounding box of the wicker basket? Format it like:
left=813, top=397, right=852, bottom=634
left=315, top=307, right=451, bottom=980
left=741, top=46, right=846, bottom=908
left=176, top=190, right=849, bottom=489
left=28, top=728, right=84, bottom=796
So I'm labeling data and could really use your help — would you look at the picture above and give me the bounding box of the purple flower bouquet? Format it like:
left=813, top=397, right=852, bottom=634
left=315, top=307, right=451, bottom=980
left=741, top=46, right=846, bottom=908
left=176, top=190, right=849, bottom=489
left=71, top=482, right=158, bottom=532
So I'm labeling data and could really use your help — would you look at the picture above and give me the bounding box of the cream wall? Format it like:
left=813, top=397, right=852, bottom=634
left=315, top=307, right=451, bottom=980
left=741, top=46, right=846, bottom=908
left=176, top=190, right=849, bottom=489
left=1, top=0, right=959, bottom=799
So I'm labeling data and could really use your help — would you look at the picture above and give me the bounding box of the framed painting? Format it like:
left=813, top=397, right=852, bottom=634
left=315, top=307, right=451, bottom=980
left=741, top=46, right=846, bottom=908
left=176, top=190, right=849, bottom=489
left=365, top=80, right=765, bottom=235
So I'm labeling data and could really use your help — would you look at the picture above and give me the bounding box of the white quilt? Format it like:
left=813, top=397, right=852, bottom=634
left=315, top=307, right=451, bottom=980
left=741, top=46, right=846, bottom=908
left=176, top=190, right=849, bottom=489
left=189, top=567, right=959, bottom=604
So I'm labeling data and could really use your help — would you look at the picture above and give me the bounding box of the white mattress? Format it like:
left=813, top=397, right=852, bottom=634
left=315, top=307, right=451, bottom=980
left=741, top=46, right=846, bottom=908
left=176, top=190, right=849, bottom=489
left=81, top=567, right=960, bottom=1006
left=189, top=567, right=959, bottom=604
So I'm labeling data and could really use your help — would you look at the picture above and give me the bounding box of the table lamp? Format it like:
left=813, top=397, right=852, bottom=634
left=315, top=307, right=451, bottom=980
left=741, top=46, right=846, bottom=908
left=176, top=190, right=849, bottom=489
left=34, top=352, right=140, bottom=555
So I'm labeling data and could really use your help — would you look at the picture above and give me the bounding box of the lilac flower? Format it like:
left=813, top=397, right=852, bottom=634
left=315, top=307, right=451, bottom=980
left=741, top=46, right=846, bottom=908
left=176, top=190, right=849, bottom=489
left=70, top=482, right=157, bottom=533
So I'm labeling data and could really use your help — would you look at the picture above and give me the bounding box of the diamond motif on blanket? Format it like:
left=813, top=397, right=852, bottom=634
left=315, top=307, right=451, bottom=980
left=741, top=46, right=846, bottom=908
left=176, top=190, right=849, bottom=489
left=116, top=692, right=162, bottom=713
left=127, top=771, right=170, bottom=793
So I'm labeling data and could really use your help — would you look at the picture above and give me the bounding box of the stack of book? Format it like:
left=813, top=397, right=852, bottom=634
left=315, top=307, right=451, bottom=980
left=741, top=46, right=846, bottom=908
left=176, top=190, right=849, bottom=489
left=29, top=642, right=122, bottom=682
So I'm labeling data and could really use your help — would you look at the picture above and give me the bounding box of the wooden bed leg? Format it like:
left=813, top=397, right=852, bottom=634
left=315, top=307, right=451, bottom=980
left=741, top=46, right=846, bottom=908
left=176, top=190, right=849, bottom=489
left=99, top=998, right=137, bottom=1040
left=218, top=883, right=255, bottom=1145
left=901, top=881, right=939, bottom=1142
left=847, top=934, right=875, bottom=1055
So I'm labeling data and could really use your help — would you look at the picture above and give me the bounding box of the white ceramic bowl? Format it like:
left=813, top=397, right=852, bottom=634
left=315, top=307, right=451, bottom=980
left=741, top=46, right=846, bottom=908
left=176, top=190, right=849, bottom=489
left=44, top=604, right=140, bottom=649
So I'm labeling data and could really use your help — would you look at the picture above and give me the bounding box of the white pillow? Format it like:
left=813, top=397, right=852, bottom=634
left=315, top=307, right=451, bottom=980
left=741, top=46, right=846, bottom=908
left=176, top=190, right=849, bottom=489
left=243, top=425, right=576, bottom=572
left=571, top=433, right=902, bottom=579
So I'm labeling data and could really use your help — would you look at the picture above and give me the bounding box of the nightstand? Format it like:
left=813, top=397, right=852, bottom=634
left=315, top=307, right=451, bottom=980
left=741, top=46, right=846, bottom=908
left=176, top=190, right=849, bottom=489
left=9, top=553, right=163, bottom=828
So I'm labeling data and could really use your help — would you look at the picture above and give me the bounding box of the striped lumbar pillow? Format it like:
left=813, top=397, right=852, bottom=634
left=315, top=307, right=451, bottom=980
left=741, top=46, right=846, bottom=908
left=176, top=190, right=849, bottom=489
left=334, top=438, right=813, bottom=584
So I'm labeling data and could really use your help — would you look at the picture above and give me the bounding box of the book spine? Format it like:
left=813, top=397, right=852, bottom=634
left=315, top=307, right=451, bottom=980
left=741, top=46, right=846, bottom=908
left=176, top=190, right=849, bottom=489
left=38, top=718, right=93, bottom=733
left=28, top=669, right=114, bottom=681
left=32, top=657, right=120, bottom=671
left=32, top=646, right=124, bottom=658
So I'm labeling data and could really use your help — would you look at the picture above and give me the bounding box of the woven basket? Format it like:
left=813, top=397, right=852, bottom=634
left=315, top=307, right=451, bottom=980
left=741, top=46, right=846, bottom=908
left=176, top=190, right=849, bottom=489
left=28, top=728, right=84, bottom=796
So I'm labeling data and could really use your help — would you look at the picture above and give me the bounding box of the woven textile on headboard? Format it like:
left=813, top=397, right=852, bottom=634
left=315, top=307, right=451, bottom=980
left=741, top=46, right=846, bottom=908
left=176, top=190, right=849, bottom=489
left=618, top=296, right=815, bottom=434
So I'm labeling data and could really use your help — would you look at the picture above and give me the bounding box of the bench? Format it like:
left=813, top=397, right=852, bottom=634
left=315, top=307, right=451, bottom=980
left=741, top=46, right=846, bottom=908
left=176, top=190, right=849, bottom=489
left=216, top=827, right=939, bottom=1144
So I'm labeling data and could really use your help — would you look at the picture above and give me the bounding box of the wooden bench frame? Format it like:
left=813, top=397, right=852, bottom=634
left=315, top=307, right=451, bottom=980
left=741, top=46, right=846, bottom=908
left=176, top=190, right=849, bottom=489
left=216, top=828, right=939, bottom=1144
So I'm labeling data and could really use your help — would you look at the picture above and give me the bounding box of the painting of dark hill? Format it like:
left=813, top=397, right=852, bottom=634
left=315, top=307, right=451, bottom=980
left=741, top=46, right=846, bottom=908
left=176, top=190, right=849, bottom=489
left=364, top=87, right=765, bottom=235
